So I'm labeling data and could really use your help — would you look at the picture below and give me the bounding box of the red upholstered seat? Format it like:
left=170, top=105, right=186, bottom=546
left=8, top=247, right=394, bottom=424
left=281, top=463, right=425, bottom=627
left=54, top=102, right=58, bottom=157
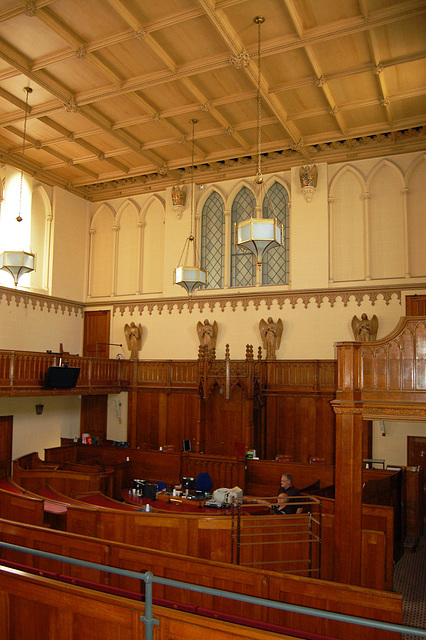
left=309, top=457, right=326, bottom=465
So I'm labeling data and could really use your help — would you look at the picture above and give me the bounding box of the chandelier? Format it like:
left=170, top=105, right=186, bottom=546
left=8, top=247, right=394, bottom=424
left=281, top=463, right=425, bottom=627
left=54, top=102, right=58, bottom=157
left=173, top=118, right=208, bottom=296
left=0, top=86, right=35, bottom=287
left=234, top=17, right=283, bottom=271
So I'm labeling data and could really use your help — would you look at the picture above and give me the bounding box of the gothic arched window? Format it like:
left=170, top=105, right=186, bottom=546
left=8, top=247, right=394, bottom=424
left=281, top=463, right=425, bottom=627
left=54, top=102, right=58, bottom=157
left=201, top=191, right=225, bottom=289
left=230, top=186, right=256, bottom=287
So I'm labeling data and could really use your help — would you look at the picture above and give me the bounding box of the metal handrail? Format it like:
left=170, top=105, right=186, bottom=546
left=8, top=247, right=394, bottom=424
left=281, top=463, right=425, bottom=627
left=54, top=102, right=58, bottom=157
left=0, top=540, right=425, bottom=640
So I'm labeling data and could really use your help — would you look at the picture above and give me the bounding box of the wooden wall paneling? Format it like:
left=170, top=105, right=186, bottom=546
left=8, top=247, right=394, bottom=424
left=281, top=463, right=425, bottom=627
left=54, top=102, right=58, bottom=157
left=80, top=395, right=107, bottom=440
left=165, top=391, right=198, bottom=451
left=362, top=419, right=372, bottom=460
left=244, top=460, right=335, bottom=497
left=315, top=395, right=336, bottom=465
left=0, top=415, right=13, bottom=479
left=275, top=395, right=296, bottom=459
left=204, top=386, right=247, bottom=457
left=158, top=391, right=168, bottom=447
left=134, top=389, right=160, bottom=448
left=361, top=531, right=387, bottom=590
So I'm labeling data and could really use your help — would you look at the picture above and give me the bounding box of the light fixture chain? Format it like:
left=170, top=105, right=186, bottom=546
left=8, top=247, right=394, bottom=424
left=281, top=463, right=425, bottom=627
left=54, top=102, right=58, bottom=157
left=190, top=118, right=196, bottom=238
left=256, top=18, right=262, bottom=182
left=17, top=86, right=32, bottom=222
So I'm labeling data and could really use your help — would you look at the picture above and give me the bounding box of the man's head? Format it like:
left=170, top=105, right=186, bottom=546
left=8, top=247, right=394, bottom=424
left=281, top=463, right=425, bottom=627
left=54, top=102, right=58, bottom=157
left=277, top=492, right=289, bottom=507
left=280, top=473, right=293, bottom=489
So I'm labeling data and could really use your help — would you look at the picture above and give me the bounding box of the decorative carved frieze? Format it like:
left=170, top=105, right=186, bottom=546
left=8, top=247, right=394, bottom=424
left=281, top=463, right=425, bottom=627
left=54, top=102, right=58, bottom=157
left=107, top=285, right=403, bottom=316
left=0, top=286, right=84, bottom=316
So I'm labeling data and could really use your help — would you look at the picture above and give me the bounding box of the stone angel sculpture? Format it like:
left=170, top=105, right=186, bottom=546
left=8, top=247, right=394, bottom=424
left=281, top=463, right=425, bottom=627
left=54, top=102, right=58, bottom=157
left=351, top=313, right=378, bottom=342
left=197, top=319, right=218, bottom=354
left=259, top=317, right=283, bottom=359
left=124, top=321, right=142, bottom=360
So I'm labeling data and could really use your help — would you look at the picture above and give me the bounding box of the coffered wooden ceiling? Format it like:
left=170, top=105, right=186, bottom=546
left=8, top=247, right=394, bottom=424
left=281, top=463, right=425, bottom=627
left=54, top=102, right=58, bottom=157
left=0, top=0, right=424, bottom=201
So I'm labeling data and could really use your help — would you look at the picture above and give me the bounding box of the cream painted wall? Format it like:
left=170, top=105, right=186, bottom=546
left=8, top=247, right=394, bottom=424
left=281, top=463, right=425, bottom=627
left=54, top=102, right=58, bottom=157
left=0, top=395, right=81, bottom=461
left=372, top=420, right=426, bottom=467
left=0, top=301, right=84, bottom=354
left=108, top=294, right=405, bottom=361
left=50, top=186, right=90, bottom=301
left=290, top=163, right=329, bottom=290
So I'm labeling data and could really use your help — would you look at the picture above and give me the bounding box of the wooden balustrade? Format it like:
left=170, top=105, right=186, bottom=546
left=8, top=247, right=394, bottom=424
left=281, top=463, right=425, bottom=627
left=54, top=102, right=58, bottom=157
left=0, top=349, right=130, bottom=395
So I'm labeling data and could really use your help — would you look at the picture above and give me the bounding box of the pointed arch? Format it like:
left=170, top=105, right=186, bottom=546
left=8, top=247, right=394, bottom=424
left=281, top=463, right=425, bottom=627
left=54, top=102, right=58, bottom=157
left=116, top=199, right=141, bottom=296
left=405, top=155, right=426, bottom=277
left=329, top=164, right=366, bottom=195
left=230, top=185, right=256, bottom=288
left=261, top=180, right=290, bottom=285
left=116, top=198, right=140, bottom=226
left=329, top=165, right=366, bottom=282
left=200, top=189, right=225, bottom=289
left=140, top=194, right=166, bottom=294
left=31, top=183, right=52, bottom=291
left=226, top=179, right=256, bottom=210
left=91, top=201, right=117, bottom=230
left=89, top=203, right=116, bottom=297
left=368, top=159, right=405, bottom=279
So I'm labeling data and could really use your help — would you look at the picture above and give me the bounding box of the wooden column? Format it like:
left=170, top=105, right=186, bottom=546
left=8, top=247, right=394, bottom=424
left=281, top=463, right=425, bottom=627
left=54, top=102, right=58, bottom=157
left=127, top=361, right=139, bottom=448
left=331, top=341, right=363, bottom=585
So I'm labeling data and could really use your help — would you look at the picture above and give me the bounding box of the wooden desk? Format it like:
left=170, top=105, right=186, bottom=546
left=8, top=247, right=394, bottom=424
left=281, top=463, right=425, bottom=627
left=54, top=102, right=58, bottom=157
left=122, top=489, right=270, bottom=516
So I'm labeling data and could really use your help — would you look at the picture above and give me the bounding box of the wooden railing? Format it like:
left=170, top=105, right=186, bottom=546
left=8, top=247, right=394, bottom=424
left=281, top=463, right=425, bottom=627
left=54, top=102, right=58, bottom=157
left=0, top=519, right=403, bottom=640
left=0, top=349, right=131, bottom=395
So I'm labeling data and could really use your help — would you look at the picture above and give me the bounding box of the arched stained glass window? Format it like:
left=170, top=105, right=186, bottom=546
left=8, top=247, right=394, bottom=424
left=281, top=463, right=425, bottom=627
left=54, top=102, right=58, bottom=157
left=201, top=191, right=225, bottom=289
left=231, top=186, right=256, bottom=287
left=261, top=182, right=289, bottom=285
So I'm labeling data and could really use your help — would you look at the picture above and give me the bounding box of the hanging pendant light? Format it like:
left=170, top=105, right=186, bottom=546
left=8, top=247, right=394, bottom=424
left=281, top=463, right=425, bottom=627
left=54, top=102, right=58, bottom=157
left=0, top=86, right=35, bottom=287
left=235, top=16, right=283, bottom=268
left=174, top=118, right=208, bottom=296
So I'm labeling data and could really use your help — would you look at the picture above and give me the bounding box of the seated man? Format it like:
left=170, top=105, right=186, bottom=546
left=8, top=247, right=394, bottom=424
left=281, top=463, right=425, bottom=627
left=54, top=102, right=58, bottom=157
left=273, top=473, right=302, bottom=514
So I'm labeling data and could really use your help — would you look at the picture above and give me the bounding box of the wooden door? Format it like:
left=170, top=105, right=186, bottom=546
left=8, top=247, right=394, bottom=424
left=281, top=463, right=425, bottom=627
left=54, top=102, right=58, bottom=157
left=406, top=295, right=426, bottom=316
left=0, top=416, right=13, bottom=479
left=83, top=310, right=111, bottom=357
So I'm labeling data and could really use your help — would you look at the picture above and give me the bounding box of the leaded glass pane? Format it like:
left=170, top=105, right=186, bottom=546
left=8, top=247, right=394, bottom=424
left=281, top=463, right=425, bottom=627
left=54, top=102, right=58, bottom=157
left=201, top=191, right=224, bottom=289
left=262, top=182, right=289, bottom=285
left=231, top=187, right=256, bottom=287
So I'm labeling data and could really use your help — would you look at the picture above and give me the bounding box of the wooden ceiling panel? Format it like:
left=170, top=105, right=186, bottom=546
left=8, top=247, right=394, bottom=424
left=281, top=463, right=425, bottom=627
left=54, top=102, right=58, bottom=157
left=309, top=33, right=373, bottom=75
left=222, top=0, right=296, bottom=43
left=41, top=58, right=118, bottom=94
left=384, top=60, right=426, bottom=95
left=89, top=95, right=149, bottom=124
left=373, top=17, right=426, bottom=60
left=153, top=16, right=229, bottom=66
left=188, top=67, right=255, bottom=103
left=0, top=0, right=422, bottom=200
left=327, top=73, right=380, bottom=106
left=48, top=0, right=130, bottom=42
left=391, top=96, right=426, bottom=123
left=0, top=14, right=69, bottom=60
left=277, top=85, right=330, bottom=117
left=263, top=51, right=314, bottom=89
left=120, top=0, right=197, bottom=25
left=100, top=39, right=172, bottom=80
left=341, top=104, right=389, bottom=131
left=294, top=0, right=362, bottom=30
left=133, top=82, right=196, bottom=114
